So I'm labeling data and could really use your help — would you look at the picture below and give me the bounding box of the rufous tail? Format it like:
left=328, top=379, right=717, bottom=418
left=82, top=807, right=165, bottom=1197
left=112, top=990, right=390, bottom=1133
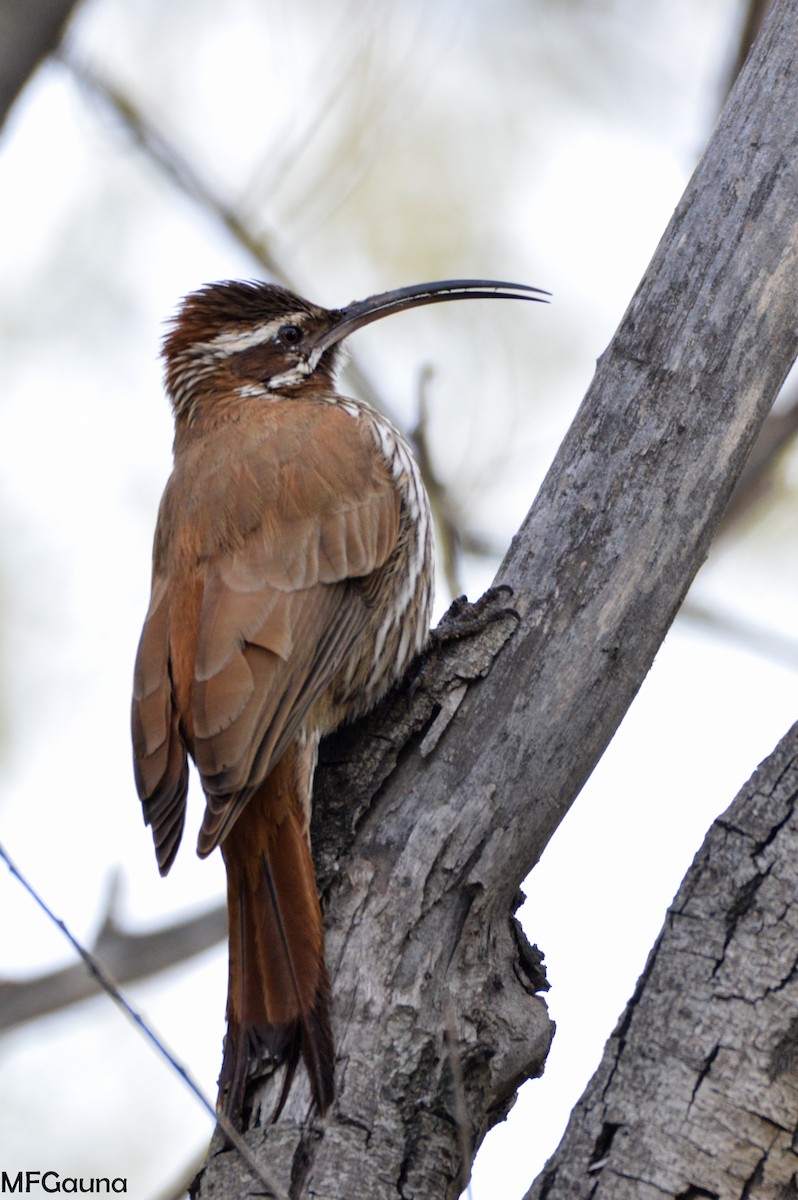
left=217, top=745, right=334, bottom=1125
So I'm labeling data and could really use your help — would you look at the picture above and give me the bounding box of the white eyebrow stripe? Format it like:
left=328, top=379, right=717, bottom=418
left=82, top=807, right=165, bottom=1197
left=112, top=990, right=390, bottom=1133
left=196, top=317, right=290, bottom=356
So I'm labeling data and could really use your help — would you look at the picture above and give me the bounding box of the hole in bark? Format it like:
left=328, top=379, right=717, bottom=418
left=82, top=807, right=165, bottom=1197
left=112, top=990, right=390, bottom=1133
left=589, top=1121, right=620, bottom=1166
left=724, top=870, right=768, bottom=937
left=675, top=1188, right=719, bottom=1200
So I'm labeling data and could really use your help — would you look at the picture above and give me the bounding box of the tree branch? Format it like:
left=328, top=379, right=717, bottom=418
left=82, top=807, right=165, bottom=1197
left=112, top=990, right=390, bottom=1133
left=525, top=719, right=798, bottom=1198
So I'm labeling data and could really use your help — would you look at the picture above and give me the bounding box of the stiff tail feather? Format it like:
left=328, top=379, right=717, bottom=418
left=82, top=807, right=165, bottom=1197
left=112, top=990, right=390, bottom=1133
left=218, top=750, right=334, bottom=1125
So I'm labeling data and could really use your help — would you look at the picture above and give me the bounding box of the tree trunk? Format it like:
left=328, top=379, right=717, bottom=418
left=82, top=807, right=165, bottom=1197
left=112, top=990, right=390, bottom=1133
left=193, top=0, right=798, bottom=1195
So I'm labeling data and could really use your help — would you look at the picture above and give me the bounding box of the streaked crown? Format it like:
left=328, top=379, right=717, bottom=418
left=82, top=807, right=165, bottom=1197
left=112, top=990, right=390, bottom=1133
left=163, top=281, right=339, bottom=421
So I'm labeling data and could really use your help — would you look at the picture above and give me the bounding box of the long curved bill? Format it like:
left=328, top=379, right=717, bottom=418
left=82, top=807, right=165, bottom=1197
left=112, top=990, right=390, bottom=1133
left=312, top=278, right=550, bottom=357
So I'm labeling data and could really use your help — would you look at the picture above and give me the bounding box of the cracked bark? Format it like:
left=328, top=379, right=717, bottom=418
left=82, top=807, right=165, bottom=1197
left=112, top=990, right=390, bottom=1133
left=525, top=722, right=798, bottom=1200
left=193, top=1, right=798, bottom=1195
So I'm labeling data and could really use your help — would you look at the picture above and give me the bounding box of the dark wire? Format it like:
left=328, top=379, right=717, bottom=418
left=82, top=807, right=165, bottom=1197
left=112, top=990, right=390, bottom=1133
left=0, top=841, right=287, bottom=1200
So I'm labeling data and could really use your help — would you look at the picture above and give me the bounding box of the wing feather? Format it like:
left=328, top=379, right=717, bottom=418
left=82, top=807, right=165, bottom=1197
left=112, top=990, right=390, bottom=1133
left=131, top=577, right=189, bottom=874
left=132, top=399, right=400, bottom=868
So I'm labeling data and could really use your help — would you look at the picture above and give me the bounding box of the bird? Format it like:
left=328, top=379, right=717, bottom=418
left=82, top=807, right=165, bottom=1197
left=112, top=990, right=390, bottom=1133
left=131, top=276, right=548, bottom=1127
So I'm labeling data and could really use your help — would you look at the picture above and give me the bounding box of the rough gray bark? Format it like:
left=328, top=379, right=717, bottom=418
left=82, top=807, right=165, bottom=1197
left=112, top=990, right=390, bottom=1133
left=0, top=0, right=82, bottom=134
left=526, top=721, right=798, bottom=1199
left=194, top=1, right=798, bottom=1196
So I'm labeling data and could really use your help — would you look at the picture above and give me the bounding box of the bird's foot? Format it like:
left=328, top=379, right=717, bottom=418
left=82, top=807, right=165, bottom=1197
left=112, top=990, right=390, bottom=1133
left=431, top=584, right=519, bottom=646
left=408, top=585, right=520, bottom=698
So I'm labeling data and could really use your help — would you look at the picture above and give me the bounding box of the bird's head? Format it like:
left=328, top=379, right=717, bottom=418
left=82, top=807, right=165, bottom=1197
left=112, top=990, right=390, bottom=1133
left=162, top=277, right=549, bottom=424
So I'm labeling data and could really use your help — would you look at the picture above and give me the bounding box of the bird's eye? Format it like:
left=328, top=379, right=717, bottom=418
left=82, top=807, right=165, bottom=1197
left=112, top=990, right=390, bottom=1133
left=280, top=324, right=302, bottom=346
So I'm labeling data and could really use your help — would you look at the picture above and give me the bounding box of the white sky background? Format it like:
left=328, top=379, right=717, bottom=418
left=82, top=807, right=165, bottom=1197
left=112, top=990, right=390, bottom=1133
left=1, top=0, right=797, bottom=1196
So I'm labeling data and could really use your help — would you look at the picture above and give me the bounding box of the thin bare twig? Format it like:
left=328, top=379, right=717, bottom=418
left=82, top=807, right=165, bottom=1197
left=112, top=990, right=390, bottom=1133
left=58, top=51, right=400, bottom=427
left=411, top=365, right=466, bottom=597
left=274, top=3, right=461, bottom=242
left=59, top=52, right=288, bottom=282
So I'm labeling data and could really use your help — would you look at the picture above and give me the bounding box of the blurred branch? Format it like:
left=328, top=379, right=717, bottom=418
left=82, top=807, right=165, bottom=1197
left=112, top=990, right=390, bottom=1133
left=717, top=386, right=798, bottom=530
left=727, top=0, right=773, bottom=91
left=272, top=4, right=458, bottom=241
left=243, top=7, right=383, bottom=227
left=59, top=51, right=405, bottom=429
left=0, top=875, right=226, bottom=1032
left=0, top=0, right=82, bottom=134
left=680, top=598, right=798, bottom=672
left=59, top=53, right=291, bottom=283
left=677, top=390, right=798, bottom=667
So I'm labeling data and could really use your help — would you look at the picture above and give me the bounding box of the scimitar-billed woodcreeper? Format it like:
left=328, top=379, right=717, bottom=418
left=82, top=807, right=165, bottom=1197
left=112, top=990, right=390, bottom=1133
left=131, top=277, right=547, bottom=1125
